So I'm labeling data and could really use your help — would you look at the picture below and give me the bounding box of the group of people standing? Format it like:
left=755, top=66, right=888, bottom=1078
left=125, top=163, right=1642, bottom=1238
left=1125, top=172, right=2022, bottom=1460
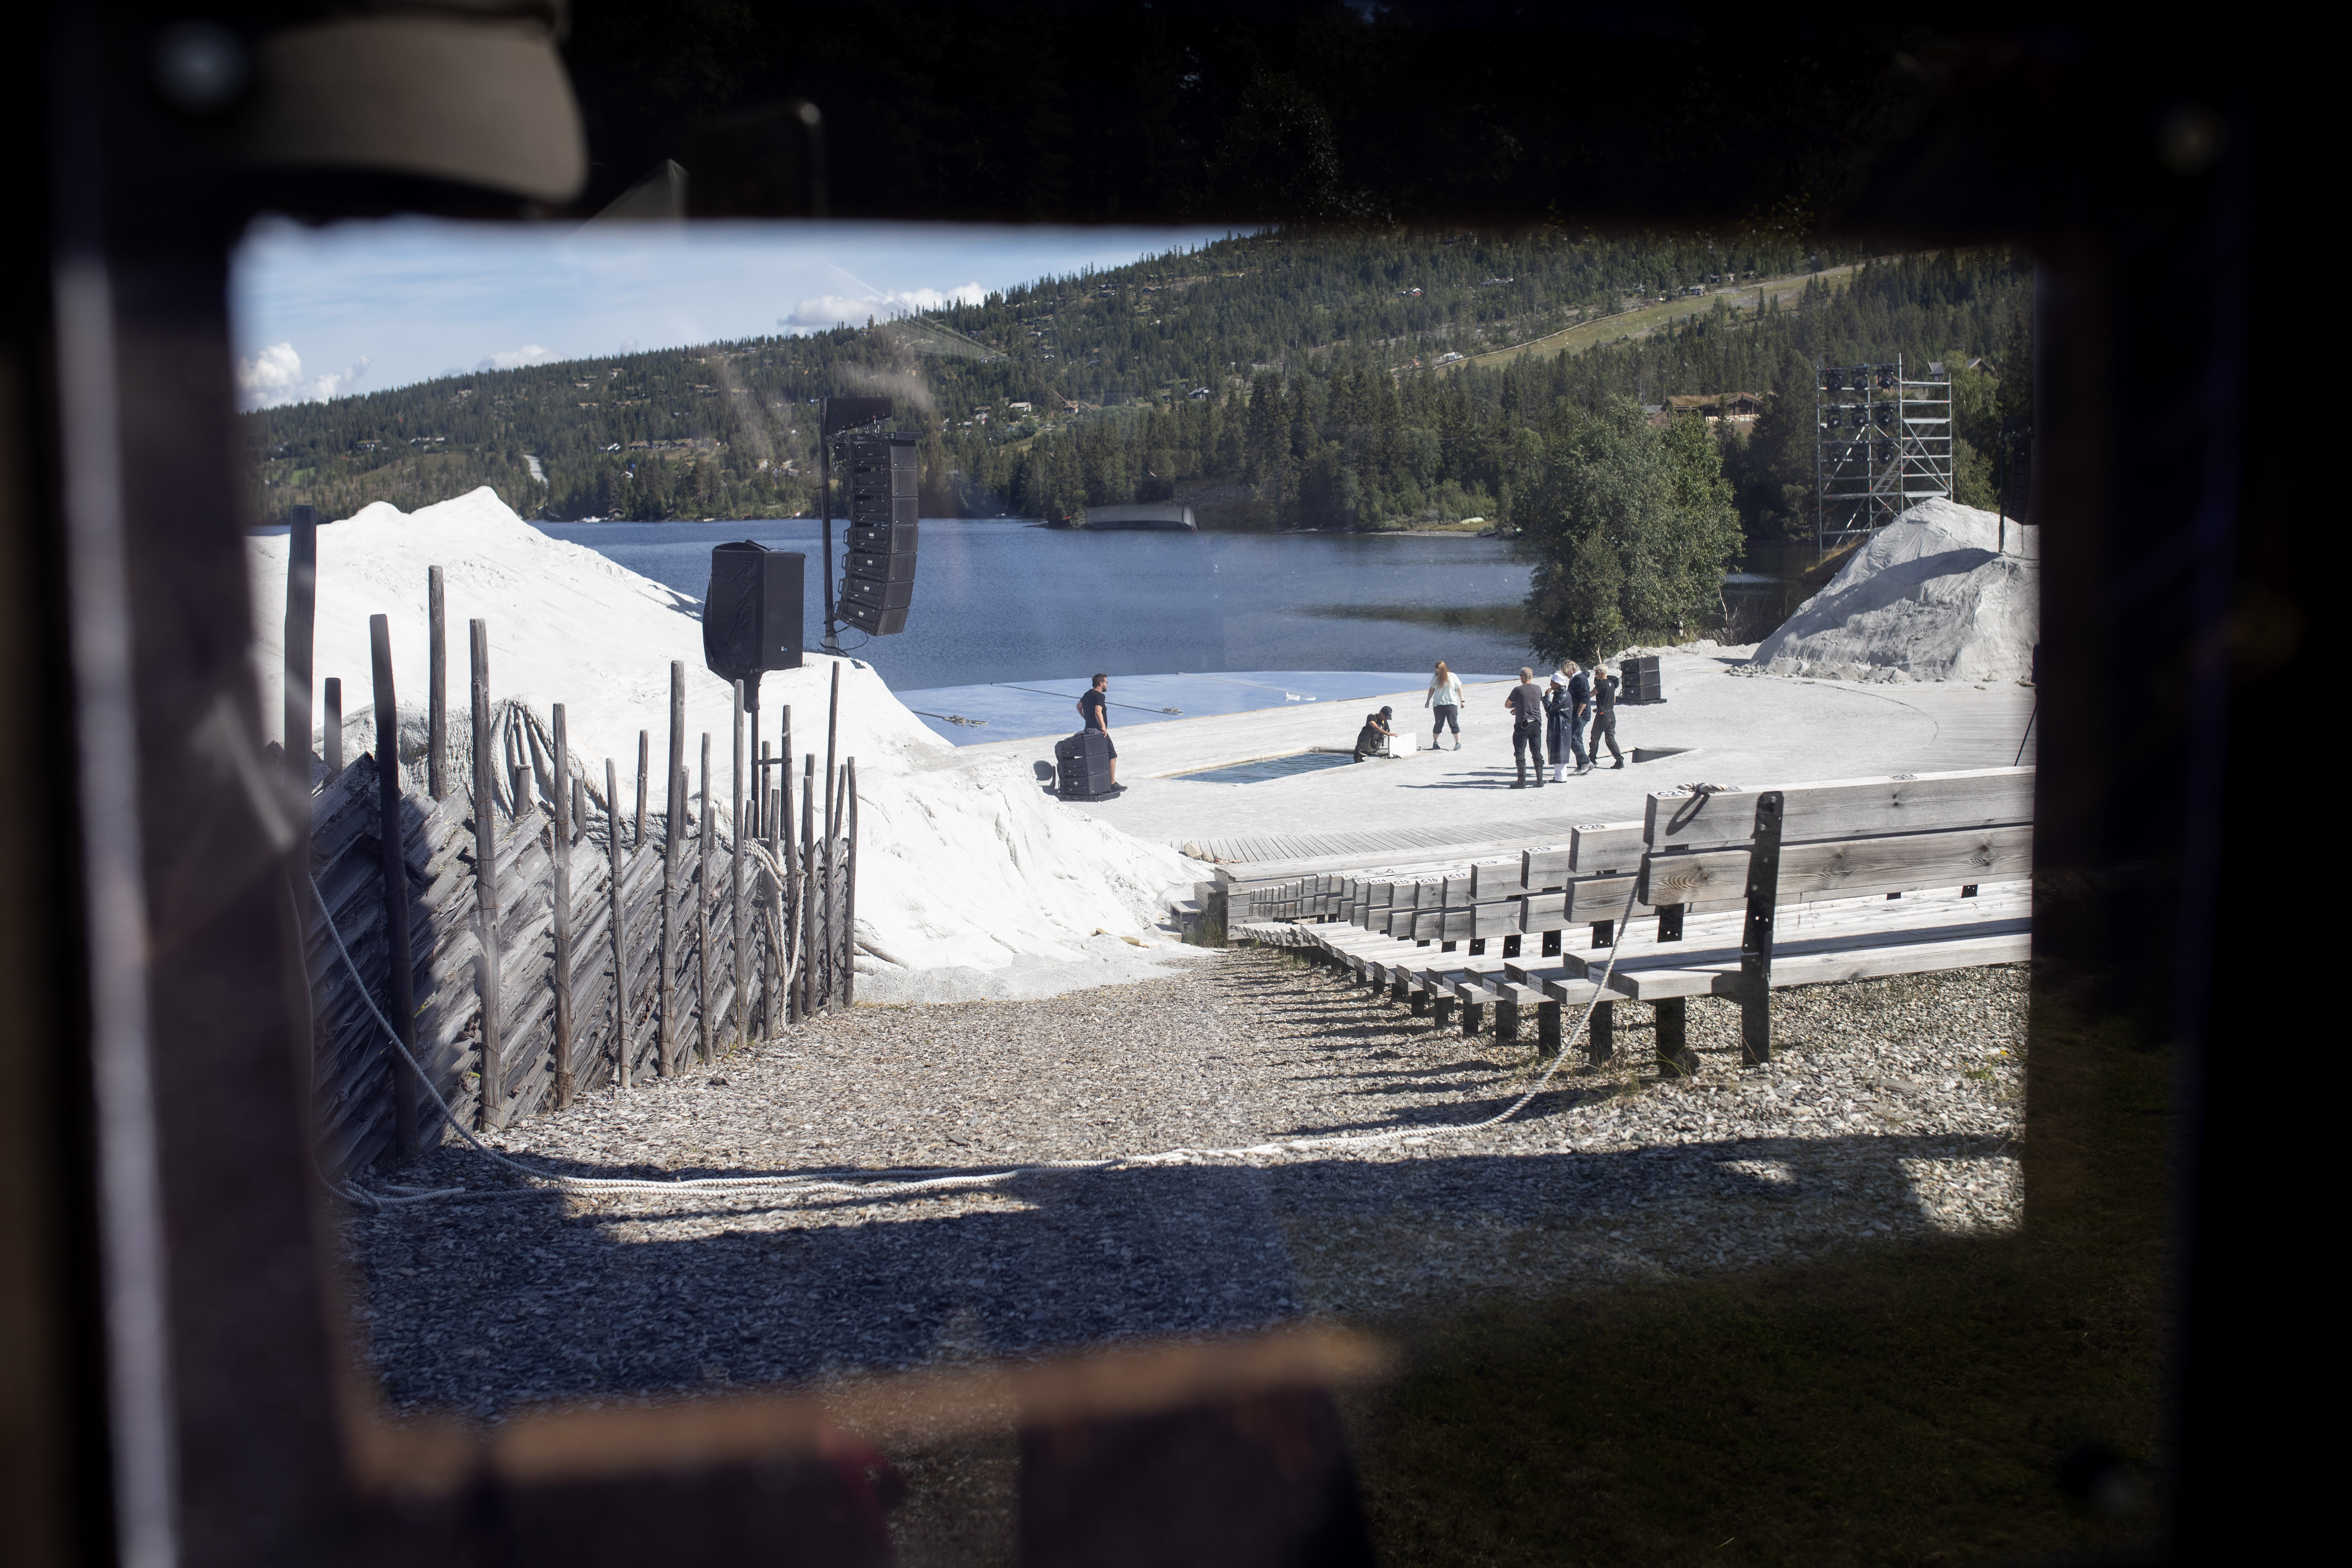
left=1425, top=658, right=1624, bottom=788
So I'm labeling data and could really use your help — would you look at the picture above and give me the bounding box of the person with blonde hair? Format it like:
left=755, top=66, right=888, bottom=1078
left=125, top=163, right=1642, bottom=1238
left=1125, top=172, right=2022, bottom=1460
left=1424, top=659, right=1463, bottom=751
left=1586, top=662, right=1625, bottom=770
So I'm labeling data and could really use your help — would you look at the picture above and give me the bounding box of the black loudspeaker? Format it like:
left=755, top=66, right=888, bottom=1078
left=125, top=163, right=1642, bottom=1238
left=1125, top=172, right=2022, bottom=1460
left=844, top=551, right=918, bottom=583
left=704, top=542, right=804, bottom=702
left=840, top=599, right=909, bottom=636
left=847, top=522, right=918, bottom=554
left=1053, top=730, right=1115, bottom=801
left=1619, top=654, right=1665, bottom=704
left=845, top=431, right=920, bottom=528
left=838, top=431, right=918, bottom=636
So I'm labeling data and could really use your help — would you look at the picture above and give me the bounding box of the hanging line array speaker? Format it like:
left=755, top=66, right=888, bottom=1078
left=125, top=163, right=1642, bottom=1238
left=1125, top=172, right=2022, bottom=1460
left=839, top=430, right=918, bottom=635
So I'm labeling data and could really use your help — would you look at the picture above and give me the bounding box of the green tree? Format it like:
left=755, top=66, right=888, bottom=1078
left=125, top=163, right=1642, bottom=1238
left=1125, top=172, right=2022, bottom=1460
left=1520, top=400, right=1741, bottom=664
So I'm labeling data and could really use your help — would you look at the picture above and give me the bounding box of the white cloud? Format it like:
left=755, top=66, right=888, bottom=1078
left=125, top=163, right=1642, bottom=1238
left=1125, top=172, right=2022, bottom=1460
left=477, top=343, right=554, bottom=371
left=781, top=281, right=986, bottom=329
left=235, top=342, right=371, bottom=409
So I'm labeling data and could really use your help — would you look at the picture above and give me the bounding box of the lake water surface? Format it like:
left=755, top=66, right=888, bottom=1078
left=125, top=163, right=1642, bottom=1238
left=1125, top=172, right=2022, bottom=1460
left=534, top=519, right=1542, bottom=690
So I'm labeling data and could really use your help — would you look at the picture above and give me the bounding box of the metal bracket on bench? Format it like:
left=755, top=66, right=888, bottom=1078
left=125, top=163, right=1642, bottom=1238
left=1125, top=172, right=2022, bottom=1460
left=1738, top=791, right=1783, bottom=1065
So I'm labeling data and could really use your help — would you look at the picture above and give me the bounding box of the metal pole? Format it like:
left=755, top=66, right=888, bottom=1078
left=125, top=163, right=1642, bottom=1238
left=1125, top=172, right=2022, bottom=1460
left=819, top=399, right=839, bottom=651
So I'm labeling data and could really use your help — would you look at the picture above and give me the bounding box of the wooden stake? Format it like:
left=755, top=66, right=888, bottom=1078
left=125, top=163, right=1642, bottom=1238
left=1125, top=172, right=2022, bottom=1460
left=469, top=619, right=504, bottom=1129
left=667, top=660, right=686, bottom=845
left=551, top=704, right=575, bottom=1109
left=697, top=734, right=713, bottom=1065
left=369, top=615, right=419, bottom=1161
left=607, top=757, right=628, bottom=1090
left=658, top=757, right=680, bottom=1078
left=778, top=735, right=795, bottom=1027
left=821, top=760, right=837, bottom=1011
left=765, top=784, right=782, bottom=1039
left=800, top=755, right=817, bottom=1019
left=322, top=677, right=343, bottom=775
left=508, top=717, right=531, bottom=813
left=635, top=730, right=650, bottom=847
left=732, top=681, right=747, bottom=1049
left=843, top=758, right=859, bottom=1009
left=824, top=664, right=840, bottom=846
left=427, top=564, right=448, bottom=799
left=284, top=506, right=317, bottom=844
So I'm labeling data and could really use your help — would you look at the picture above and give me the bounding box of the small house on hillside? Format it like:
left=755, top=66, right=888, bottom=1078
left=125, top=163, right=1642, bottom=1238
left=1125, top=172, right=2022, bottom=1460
left=1662, top=391, right=1768, bottom=422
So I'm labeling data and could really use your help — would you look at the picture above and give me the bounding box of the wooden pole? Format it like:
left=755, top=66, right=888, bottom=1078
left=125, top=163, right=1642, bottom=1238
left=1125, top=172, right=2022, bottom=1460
left=765, top=783, right=781, bottom=1038
left=607, top=757, right=628, bottom=1090
left=697, top=733, right=713, bottom=1066
left=663, top=661, right=687, bottom=1075
left=658, top=756, right=680, bottom=1078
left=322, top=677, right=343, bottom=775
left=800, top=755, right=817, bottom=1020
left=635, top=730, right=650, bottom=847
left=427, top=564, right=448, bottom=799
left=571, top=776, right=585, bottom=847
left=732, top=681, right=747, bottom=1049
left=748, top=700, right=761, bottom=837
left=668, top=660, right=687, bottom=823
left=369, top=616, right=419, bottom=1160
left=468, top=619, right=505, bottom=1129
left=508, top=719, right=530, bottom=814
left=823, top=663, right=840, bottom=846
left=550, top=704, right=575, bottom=1109
left=823, top=759, right=840, bottom=1010
left=284, top=505, right=317, bottom=807
left=843, top=758, right=858, bottom=1009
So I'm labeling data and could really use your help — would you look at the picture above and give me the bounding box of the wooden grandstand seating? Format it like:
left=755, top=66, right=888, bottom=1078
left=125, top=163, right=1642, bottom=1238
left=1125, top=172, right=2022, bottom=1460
left=1239, top=767, right=2033, bottom=1070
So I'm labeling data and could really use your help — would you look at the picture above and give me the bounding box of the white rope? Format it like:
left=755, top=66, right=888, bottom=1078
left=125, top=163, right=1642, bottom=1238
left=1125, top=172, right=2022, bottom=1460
left=307, top=864, right=1637, bottom=1212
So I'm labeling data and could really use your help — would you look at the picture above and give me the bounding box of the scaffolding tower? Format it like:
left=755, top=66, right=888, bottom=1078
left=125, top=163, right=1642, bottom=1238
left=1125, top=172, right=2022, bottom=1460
left=1815, top=355, right=1952, bottom=557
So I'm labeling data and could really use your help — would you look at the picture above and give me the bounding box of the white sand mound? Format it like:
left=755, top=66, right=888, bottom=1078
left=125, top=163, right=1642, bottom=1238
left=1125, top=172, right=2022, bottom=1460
left=249, top=489, right=1205, bottom=995
left=1751, top=498, right=2039, bottom=683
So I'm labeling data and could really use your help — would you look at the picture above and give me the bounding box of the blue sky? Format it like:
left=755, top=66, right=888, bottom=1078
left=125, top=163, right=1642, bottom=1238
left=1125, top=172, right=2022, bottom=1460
left=230, top=218, right=1242, bottom=410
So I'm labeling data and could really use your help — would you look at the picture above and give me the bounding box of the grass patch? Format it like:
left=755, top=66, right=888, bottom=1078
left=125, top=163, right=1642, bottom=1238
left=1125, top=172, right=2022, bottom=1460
left=1343, top=994, right=2167, bottom=1565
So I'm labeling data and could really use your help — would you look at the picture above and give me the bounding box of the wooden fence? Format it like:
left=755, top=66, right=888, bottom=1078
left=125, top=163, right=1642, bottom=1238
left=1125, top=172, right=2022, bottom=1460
left=294, top=602, right=859, bottom=1183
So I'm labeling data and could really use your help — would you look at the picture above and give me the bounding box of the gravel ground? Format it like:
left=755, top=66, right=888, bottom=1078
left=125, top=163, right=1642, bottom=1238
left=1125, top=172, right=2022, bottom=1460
left=343, top=947, right=2023, bottom=1421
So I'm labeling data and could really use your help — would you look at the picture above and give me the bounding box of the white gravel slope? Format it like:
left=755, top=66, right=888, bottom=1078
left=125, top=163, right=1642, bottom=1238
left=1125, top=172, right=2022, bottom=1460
left=1753, top=498, right=2040, bottom=683
left=249, top=488, right=1204, bottom=992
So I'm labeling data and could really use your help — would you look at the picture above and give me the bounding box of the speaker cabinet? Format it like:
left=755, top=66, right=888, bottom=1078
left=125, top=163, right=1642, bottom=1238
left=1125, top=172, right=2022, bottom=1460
left=1619, top=654, right=1665, bottom=703
left=704, top=543, right=804, bottom=691
left=840, top=600, right=909, bottom=636
left=842, top=575, right=915, bottom=612
left=1053, top=730, right=1116, bottom=800
left=847, top=522, right=919, bottom=555
left=836, top=431, right=918, bottom=634
left=845, top=551, right=919, bottom=584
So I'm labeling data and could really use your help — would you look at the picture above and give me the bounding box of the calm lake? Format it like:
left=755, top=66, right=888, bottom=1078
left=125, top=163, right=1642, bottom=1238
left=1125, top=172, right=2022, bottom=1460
left=534, top=519, right=1545, bottom=690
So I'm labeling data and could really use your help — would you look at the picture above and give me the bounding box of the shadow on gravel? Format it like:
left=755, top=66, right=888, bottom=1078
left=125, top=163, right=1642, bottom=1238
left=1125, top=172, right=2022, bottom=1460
left=350, top=1130, right=2010, bottom=1421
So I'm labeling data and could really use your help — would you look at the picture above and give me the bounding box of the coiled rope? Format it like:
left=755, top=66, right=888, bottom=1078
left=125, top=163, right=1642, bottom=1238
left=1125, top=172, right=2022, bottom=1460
left=309, top=861, right=1640, bottom=1212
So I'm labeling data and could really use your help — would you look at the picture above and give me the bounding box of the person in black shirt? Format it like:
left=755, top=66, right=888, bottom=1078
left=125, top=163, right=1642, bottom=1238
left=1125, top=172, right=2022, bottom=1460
left=1587, top=663, right=1625, bottom=770
left=1352, top=708, right=1396, bottom=761
left=1076, top=673, right=1117, bottom=786
left=1503, top=666, right=1547, bottom=787
left=1565, top=662, right=1594, bottom=775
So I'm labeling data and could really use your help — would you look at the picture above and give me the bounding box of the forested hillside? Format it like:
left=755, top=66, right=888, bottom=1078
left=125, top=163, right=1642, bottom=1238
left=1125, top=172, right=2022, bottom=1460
left=244, top=228, right=2029, bottom=548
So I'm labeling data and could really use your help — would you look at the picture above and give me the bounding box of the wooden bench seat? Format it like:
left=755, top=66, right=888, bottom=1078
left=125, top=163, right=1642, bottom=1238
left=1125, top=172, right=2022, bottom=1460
left=1247, top=766, right=2036, bottom=1074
